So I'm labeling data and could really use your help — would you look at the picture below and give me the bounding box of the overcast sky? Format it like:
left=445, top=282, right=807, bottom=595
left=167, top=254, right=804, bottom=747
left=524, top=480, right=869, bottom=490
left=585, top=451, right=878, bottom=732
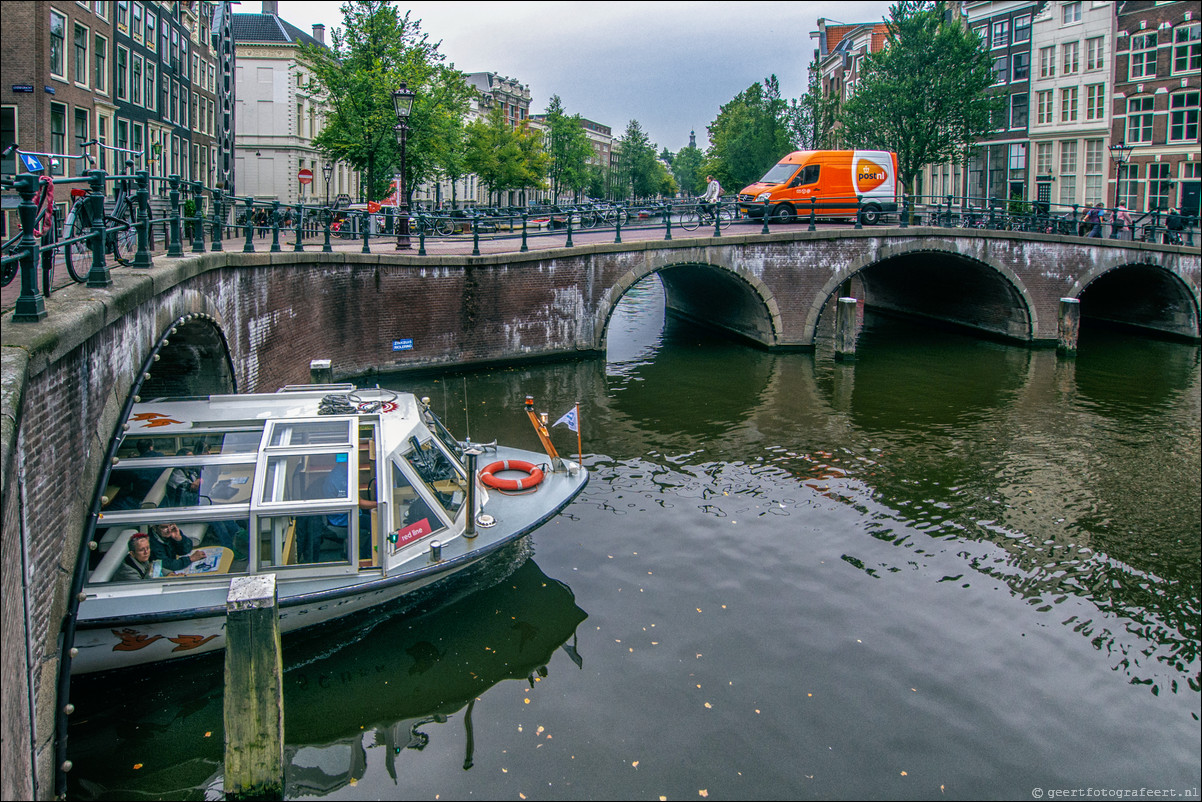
left=263, top=1, right=894, bottom=152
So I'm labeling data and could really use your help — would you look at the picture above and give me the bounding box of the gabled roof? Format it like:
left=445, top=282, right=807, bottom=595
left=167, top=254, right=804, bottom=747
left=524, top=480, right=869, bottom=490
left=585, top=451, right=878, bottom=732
left=823, top=22, right=890, bottom=56
left=232, top=13, right=325, bottom=48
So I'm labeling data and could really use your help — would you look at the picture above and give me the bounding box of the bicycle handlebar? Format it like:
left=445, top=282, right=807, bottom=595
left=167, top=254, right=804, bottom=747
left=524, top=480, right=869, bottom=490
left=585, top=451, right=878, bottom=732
left=4, top=144, right=95, bottom=167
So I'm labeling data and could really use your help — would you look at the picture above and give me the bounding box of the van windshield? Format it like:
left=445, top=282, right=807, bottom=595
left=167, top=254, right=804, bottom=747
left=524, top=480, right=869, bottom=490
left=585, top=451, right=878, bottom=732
left=758, top=163, right=800, bottom=184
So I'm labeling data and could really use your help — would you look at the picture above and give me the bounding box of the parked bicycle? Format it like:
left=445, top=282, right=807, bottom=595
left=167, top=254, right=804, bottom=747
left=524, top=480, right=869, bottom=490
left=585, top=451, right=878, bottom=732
left=63, top=140, right=144, bottom=276
left=2, top=143, right=92, bottom=290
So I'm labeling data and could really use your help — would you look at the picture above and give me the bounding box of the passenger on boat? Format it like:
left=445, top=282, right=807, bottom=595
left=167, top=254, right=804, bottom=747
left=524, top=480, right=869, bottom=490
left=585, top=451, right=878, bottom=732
left=108, top=439, right=167, bottom=509
left=149, top=522, right=205, bottom=572
left=113, top=533, right=155, bottom=581
left=323, top=467, right=377, bottom=560
left=167, top=448, right=243, bottom=552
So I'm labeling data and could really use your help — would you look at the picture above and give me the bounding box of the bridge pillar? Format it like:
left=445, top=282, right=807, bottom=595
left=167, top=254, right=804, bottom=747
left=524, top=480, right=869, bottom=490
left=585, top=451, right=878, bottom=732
left=835, top=297, right=859, bottom=361
left=1057, top=297, right=1081, bottom=355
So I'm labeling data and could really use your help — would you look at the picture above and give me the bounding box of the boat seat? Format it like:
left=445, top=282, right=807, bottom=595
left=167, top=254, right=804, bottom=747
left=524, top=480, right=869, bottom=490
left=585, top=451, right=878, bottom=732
left=140, top=469, right=174, bottom=508
left=89, top=528, right=142, bottom=584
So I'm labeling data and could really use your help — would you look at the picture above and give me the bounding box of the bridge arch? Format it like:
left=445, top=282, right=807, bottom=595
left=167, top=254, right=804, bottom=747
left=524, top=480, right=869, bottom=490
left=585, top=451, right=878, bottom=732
left=1069, top=260, right=1200, bottom=342
left=594, top=259, right=782, bottom=350
left=807, top=242, right=1037, bottom=345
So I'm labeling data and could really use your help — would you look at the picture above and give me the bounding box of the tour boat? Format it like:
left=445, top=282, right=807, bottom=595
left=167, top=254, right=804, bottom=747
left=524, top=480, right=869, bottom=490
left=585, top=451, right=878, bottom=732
left=72, top=384, right=588, bottom=674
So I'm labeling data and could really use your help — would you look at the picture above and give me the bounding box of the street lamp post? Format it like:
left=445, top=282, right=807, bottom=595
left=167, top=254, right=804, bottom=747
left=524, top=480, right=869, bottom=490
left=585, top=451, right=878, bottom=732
left=322, top=160, right=333, bottom=209
left=1108, top=138, right=1133, bottom=211
left=393, top=82, right=415, bottom=250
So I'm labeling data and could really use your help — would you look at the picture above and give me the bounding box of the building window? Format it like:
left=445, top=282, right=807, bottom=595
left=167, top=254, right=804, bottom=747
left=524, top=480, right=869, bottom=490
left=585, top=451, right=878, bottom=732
left=145, top=64, right=155, bottom=113
left=1085, top=83, right=1106, bottom=121
left=1040, top=46, right=1056, bottom=79
left=74, top=23, right=89, bottom=87
left=131, top=55, right=143, bottom=106
left=94, top=34, right=107, bottom=94
left=97, top=114, right=108, bottom=171
left=1060, top=140, right=1077, bottom=176
left=1014, top=15, right=1031, bottom=43
left=131, top=2, right=142, bottom=42
left=1127, top=96, right=1154, bottom=144
left=1062, top=41, right=1079, bottom=75
left=50, top=11, right=66, bottom=78
left=1175, top=24, right=1201, bottom=74
left=1148, top=163, right=1171, bottom=211
left=94, top=2, right=108, bottom=20
left=1084, top=139, right=1104, bottom=205
left=1130, top=32, right=1157, bottom=80
left=1008, top=143, right=1026, bottom=170
left=117, top=0, right=127, bottom=32
left=1086, top=36, right=1105, bottom=72
left=131, top=123, right=143, bottom=161
left=993, top=55, right=1009, bottom=84
left=1036, top=141, right=1053, bottom=174
left=1169, top=91, right=1199, bottom=143
left=1062, top=2, right=1081, bottom=25
left=73, top=109, right=89, bottom=175
left=50, top=104, right=66, bottom=175
left=160, top=19, right=168, bottom=56
left=992, top=19, right=1009, bottom=49
left=1012, top=52, right=1030, bottom=81
left=145, top=10, right=155, bottom=51
left=1060, top=87, right=1079, bottom=123
left=1011, top=93, right=1029, bottom=129
left=116, top=46, right=127, bottom=100
left=1119, top=164, right=1140, bottom=210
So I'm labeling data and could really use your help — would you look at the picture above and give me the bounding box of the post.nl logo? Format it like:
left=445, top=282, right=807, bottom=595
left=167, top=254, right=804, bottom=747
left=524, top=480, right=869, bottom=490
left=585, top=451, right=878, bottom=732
left=856, top=159, right=889, bottom=191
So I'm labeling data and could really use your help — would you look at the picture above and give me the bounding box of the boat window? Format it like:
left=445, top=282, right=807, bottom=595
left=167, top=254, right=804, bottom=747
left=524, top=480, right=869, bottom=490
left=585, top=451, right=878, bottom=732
left=102, top=458, right=255, bottom=511
left=117, top=430, right=262, bottom=459
left=255, top=513, right=352, bottom=569
left=259, top=452, right=351, bottom=504
left=266, top=419, right=353, bottom=448
left=404, top=438, right=468, bottom=521
left=390, top=461, right=447, bottom=550
left=87, top=516, right=248, bottom=584
left=425, top=411, right=466, bottom=462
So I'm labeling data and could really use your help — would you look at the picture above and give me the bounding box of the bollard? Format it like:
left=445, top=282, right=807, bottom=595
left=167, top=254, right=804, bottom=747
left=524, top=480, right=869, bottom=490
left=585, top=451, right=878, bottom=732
left=1057, top=297, right=1081, bottom=356
left=211, top=189, right=225, bottom=251
left=664, top=203, right=673, bottom=241
left=224, top=574, right=284, bottom=800
left=564, top=214, right=573, bottom=248
left=322, top=208, right=333, bottom=253
left=10, top=174, right=47, bottom=321
left=192, top=182, right=207, bottom=253
left=418, top=224, right=427, bottom=256
left=293, top=204, right=304, bottom=252
left=834, top=297, right=859, bottom=361
left=132, top=170, right=153, bottom=268
left=615, top=212, right=622, bottom=244
left=521, top=213, right=529, bottom=252
left=809, top=197, right=817, bottom=232
left=167, top=175, right=184, bottom=257
left=854, top=195, right=863, bottom=230
left=900, top=195, right=909, bottom=228
left=86, top=169, right=112, bottom=288
left=243, top=198, right=256, bottom=253
left=713, top=203, right=722, bottom=237
left=270, top=200, right=282, bottom=252
left=361, top=210, right=371, bottom=254
left=310, top=358, right=333, bottom=384
left=761, top=199, right=770, bottom=235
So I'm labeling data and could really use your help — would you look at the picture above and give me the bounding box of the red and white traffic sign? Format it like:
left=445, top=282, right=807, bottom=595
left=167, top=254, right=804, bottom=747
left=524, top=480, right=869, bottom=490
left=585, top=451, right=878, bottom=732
left=298, top=168, right=314, bottom=185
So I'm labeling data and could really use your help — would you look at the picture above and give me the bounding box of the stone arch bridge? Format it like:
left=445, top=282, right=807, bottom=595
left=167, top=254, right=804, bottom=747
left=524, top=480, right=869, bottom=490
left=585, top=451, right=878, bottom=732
left=0, top=226, right=1198, bottom=798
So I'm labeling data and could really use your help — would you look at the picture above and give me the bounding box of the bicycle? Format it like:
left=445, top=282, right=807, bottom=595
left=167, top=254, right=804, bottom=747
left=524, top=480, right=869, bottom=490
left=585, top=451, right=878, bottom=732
left=678, top=200, right=734, bottom=231
left=63, top=140, right=143, bottom=276
left=2, top=144, right=92, bottom=290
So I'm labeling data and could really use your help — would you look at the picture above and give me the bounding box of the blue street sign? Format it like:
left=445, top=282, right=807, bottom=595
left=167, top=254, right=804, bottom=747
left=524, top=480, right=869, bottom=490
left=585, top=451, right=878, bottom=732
left=392, top=339, right=413, bottom=351
left=19, top=153, right=44, bottom=172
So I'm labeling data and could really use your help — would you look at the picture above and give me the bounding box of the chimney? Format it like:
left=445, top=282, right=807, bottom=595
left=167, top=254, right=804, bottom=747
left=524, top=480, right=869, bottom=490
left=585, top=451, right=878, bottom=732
left=312, top=23, right=325, bottom=44
left=261, top=1, right=278, bottom=15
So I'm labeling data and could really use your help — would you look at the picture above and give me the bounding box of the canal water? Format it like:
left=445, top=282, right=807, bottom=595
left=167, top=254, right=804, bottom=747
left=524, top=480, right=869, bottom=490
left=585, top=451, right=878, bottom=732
left=68, top=276, right=1200, bottom=800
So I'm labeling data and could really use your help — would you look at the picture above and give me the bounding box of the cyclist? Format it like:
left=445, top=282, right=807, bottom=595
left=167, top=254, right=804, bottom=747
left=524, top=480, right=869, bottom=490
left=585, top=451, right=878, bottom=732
left=700, top=175, right=722, bottom=220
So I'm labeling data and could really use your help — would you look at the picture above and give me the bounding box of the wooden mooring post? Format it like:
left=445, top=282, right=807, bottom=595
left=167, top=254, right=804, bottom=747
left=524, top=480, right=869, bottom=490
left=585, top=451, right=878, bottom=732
left=835, top=297, right=859, bottom=361
left=224, top=574, right=284, bottom=799
left=1057, top=297, right=1081, bottom=356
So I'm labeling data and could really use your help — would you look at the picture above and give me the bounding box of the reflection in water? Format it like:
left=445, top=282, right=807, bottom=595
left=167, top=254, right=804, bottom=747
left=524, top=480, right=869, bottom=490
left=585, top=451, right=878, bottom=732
left=69, top=274, right=1199, bottom=799
left=68, top=552, right=587, bottom=799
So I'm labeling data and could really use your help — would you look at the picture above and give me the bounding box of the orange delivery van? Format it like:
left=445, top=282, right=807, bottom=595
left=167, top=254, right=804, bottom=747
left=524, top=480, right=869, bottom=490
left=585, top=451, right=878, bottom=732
left=737, top=150, right=898, bottom=225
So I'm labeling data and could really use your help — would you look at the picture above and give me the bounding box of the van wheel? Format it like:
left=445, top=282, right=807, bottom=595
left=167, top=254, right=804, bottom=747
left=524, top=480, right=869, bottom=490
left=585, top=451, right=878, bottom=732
left=771, top=204, right=796, bottom=223
left=861, top=204, right=882, bottom=226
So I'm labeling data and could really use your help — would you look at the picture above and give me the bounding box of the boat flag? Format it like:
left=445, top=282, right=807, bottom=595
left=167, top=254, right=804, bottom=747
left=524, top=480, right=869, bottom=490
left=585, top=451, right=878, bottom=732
left=553, top=407, right=578, bottom=433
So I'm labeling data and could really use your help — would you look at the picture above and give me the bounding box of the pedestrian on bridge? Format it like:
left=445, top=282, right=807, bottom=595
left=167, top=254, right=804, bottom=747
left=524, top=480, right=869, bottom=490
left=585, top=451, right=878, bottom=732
left=1109, top=203, right=1132, bottom=240
left=1084, top=203, right=1104, bottom=238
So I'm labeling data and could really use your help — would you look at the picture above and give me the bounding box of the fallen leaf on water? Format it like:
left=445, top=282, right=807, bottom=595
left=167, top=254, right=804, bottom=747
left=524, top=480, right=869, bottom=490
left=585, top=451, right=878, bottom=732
left=204, top=732, right=211, bottom=737
left=704, top=702, right=713, bottom=709
left=502, top=768, right=508, bottom=773
left=900, top=771, right=908, bottom=776
left=699, top=790, right=709, bottom=798
left=632, top=761, right=639, bottom=768
left=536, top=726, right=544, bottom=735
left=524, top=698, right=530, bottom=704
left=133, top=764, right=143, bottom=770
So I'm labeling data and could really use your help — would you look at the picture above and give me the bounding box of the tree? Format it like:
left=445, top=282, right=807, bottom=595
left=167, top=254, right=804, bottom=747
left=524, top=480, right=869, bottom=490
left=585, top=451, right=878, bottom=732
left=614, top=119, right=658, bottom=200
left=465, top=106, right=548, bottom=204
left=542, top=95, right=595, bottom=202
left=836, top=0, right=1000, bottom=193
left=671, top=144, right=704, bottom=196
left=300, top=1, right=472, bottom=203
left=789, top=59, right=840, bottom=150
left=704, top=75, right=793, bottom=192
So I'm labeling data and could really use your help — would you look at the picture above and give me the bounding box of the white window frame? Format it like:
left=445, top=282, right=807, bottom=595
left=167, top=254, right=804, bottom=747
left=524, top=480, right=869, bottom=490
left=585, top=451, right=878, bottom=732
left=1168, top=91, right=1199, bottom=143
left=1129, top=32, right=1158, bottom=81
left=1062, top=2, right=1081, bottom=25
left=73, top=21, right=91, bottom=89
left=94, top=32, right=108, bottom=95
left=1126, top=96, right=1155, bottom=144
left=1062, top=40, right=1080, bottom=75
left=1173, top=23, right=1201, bottom=75
left=50, top=10, right=67, bottom=80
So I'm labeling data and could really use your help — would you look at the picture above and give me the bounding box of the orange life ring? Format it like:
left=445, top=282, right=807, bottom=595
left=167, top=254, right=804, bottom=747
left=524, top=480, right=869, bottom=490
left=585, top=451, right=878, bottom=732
left=479, top=459, right=544, bottom=491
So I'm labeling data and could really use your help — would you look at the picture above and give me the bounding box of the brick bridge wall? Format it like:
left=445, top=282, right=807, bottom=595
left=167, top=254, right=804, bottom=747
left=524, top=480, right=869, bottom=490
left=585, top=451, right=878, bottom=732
left=1, top=228, right=1198, bottom=798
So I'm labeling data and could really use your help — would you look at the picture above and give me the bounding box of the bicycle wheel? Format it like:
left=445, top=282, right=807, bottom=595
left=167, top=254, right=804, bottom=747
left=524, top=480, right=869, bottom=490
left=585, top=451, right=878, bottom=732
left=579, top=210, right=598, bottom=229
left=679, top=209, right=701, bottom=231
left=435, top=216, right=454, bottom=237
left=718, top=205, right=736, bottom=223
left=64, top=205, right=91, bottom=282
left=111, top=204, right=135, bottom=264
left=613, top=207, right=629, bottom=226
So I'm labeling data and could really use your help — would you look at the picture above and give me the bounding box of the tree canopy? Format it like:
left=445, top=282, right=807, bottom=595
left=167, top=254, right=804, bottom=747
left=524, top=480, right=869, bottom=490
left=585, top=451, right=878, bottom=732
left=541, top=95, right=595, bottom=202
left=836, top=0, right=1000, bottom=191
left=789, top=59, right=839, bottom=151
left=703, top=75, right=793, bottom=192
left=464, top=106, right=547, bottom=203
left=300, top=0, right=472, bottom=202
left=613, top=119, right=659, bottom=200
